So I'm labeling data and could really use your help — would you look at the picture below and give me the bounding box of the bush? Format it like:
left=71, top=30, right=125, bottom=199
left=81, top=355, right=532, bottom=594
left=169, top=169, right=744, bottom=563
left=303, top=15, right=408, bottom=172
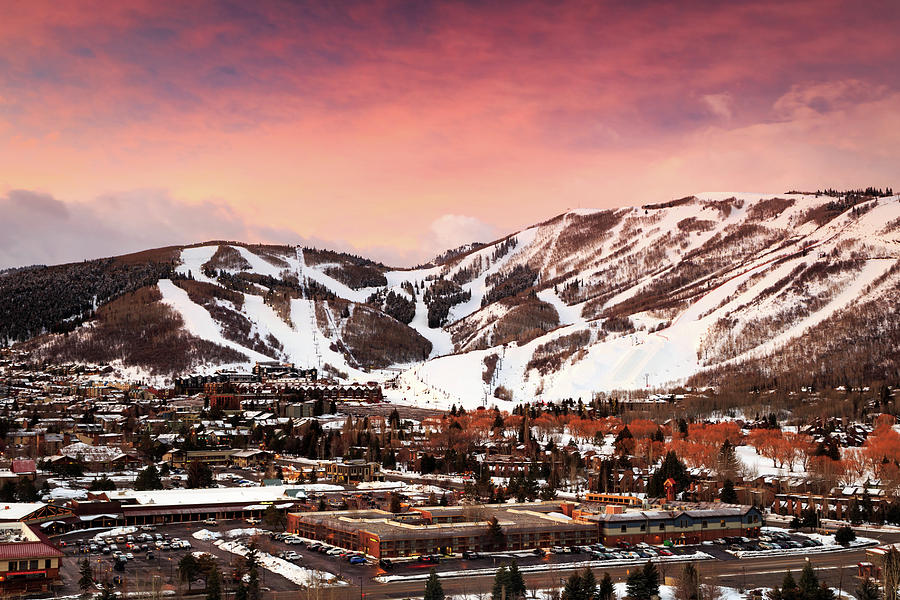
left=834, top=525, right=856, bottom=545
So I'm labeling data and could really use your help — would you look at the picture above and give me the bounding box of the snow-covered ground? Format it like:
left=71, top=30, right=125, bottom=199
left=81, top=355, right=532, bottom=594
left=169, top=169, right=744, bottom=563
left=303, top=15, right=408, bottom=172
left=213, top=539, right=346, bottom=587
left=375, top=551, right=714, bottom=582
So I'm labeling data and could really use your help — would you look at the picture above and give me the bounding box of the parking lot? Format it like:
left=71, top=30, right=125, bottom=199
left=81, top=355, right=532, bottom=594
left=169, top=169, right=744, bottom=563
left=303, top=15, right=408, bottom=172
left=52, top=520, right=838, bottom=597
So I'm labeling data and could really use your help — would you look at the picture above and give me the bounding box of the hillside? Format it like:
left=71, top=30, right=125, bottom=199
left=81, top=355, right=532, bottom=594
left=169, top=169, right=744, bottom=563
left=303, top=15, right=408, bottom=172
left=6, top=190, right=900, bottom=403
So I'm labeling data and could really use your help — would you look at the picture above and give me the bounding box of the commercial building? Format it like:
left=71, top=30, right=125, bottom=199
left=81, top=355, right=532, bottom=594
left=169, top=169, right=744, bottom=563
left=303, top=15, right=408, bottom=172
left=324, top=460, right=382, bottom=484
left=582, top=505, right=763, bottom=546
left=288, top=502, right=598, bottom=558
left=0, top=522, right=63, bottom=597
left=287, top=502, right=763, bottom=557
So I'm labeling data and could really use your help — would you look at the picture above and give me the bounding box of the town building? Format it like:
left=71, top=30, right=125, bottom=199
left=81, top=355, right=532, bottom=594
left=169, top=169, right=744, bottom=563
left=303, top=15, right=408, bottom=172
left=288, top=502, right=597, bottom=558
left=0, top=522, right=63, bottom=597
left=324, top=459, right=382, bottom=484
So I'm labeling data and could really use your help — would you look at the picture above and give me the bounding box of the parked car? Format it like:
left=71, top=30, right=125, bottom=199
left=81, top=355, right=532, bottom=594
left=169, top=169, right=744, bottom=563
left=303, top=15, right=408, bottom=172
left=349, top=556, right=367, bottom=565
left=463, top=551, right=482, bottom=559
left=550, top=546, right=566, bottom=554
left=284, top=551, right=301, bottom=561
left=378, top=558, right=394, bottom=570
left=202, top=519, right=218, bottom=526
left=146, top=551, right=155, bottom=560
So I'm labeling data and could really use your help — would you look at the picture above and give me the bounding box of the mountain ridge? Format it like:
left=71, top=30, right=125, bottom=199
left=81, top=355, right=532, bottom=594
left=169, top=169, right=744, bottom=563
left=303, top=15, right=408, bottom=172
left=5, top=190, right=900, bottom=404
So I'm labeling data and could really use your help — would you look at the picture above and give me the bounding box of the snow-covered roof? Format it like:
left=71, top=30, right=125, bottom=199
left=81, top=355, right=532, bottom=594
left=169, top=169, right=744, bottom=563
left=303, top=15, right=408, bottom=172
left=0, top=503, right=46, bottom=520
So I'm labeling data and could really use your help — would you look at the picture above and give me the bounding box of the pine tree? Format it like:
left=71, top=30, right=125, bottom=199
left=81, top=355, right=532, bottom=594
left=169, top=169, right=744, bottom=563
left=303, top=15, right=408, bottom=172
left=627, top=569, right=647, bottom=600
left=854, top=577, right=880, bottom=600
left=779, top=571, right=801, bottom=600
left=245, top=544, right=261, bottom=600
left=563, top=572, right=584, bottom=600
left=799, top=562, right=820, bottom=600
left=424, top=568, right=444, bottom=600
left=641, top=561, right=659, bottom=600
left=718, top=440, right=740, bottom=477
left=720, top=479, right=738, bottom=504
left=507, top=561, right=527, bottom=600
left=487, top=516, right=505, bottom=550
left=179, top=554, right=200, bottom=591
left=206, top=568, right=223, bottom=600
left=581, top=568, right=598, bottom=600
left=78, top=558, right=94, bottom=595
left=598, top=572, right=615, bottom=600
left=493, top=566, right=510, bottom=600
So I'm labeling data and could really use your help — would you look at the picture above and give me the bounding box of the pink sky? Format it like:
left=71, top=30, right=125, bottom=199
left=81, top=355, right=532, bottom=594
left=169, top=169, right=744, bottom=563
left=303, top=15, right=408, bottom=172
left=1, top=0, right=898, bottom=267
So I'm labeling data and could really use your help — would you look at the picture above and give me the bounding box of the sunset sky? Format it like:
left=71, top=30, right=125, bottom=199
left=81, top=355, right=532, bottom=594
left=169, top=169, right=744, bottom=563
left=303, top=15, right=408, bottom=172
left=1, top=0, right=899, bottom=268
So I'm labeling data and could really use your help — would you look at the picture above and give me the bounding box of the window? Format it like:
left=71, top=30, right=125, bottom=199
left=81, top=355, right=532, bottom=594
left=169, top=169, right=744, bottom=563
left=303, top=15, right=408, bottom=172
left=720, top=520, right=726, bottom=528
left=29, top=560, right=39, bottom=570
left=620, top=525, right=627, bottom=532
left=8, top=561, right=18, bottom=571
left=45, top=560, right=51, bottom=569
left=701, top=521, right=708, bottom=529
left=659, top=524, right=666, bottom=531
left=640, top=524, right=646, bottom=531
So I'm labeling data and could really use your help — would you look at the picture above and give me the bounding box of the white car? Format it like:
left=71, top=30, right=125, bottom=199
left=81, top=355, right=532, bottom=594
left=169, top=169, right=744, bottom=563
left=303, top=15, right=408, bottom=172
left=284, top=551, right=301, bottom=561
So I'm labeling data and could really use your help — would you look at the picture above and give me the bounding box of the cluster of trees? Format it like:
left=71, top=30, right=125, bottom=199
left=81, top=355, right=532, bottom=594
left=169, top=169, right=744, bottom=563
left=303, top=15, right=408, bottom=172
left=767, top=562, right=835, bottom=600
left=482, top=265, right=538, bottom=307
left=424, top=279, right=471, bottom=328
left=1, top=256, right=175, bottom=345
left=367, top=289, right=416, bottom=324
left=31, top=285, right=246, bottom=375
left=323, top=263, right=388, bottom=289
left=0, top=478, right=39, bottom=502
left=175, top=279, right=282, bottom=360
left=626, top=561, right=660, bottom=600
left=135, top=464, right=164, bottom=490
left=338, top=302, right=432, bottom=367
left=564, top=568, right=614, bottom=600
left=202, top=245, right=252, bottom=274
left=527, top=330, right=592, bottom=375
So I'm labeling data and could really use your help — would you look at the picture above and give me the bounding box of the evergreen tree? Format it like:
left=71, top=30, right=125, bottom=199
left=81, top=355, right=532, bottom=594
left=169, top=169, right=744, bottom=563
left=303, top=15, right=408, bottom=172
left=245, top=544, right=261, bottom=600
left=179, top=554, right=200, bottom=591
left=778, top=571, right=801, bottom=600
left=835, top=526, right=856, bottom=545
left=641, top=561, right=660, bottom=600
left=720, top=479, right=738, bottom=504
left=98, top=583, right=116, bottom=600
left=206, top=568, right=223, bottom=600
left=627, top=568, right=647, bottom=600
left=424, top=568, right=445, bottom=600
left=15, top=478, right=37, bottom=501
left=507, top=562, right=527, bottom=600
left=854, top=577, right=880, bottom=600
left=78, top=558, right=94, bottom=596
left=493, top=566, right=510, bottom=600
left=718, top=440, right=739, bottom=477
left=187, top=460, right=214, bottom=488
left=598, top=572, right=615, bottom=600
left=798, top=561, right=819, bottom=600
left=486, top=516, right=505, bottom=550
left=581, top=568, right=598, bottom=600
left=563, top=572, right=584, bottom=600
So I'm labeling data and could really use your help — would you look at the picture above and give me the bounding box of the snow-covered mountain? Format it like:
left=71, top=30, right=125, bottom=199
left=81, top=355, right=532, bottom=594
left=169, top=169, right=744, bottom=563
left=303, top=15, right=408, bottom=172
left=12, top=191, right=900, bottom=404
